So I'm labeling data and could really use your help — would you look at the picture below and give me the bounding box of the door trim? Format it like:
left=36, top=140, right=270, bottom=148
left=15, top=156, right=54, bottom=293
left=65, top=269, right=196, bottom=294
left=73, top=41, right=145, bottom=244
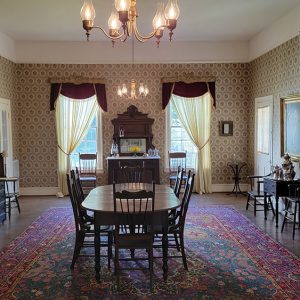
left=254, top=95, right=273, bottom=175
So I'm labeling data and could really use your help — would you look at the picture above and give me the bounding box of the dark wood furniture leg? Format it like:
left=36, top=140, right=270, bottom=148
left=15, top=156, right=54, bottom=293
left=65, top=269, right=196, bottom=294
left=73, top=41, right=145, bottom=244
left=264, top=192, right=267, bottom=220
left=275, top=196, right=279, bottom=227
left=162, top=225, right=168, bottom=281
left=94, top=223, right=101, bottom=282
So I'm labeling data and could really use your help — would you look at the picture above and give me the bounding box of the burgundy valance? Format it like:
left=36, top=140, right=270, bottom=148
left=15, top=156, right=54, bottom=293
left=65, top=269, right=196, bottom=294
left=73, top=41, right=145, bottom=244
left=50, top=83, right=107, bottom=112
left=162, top=81, right=215, bottom=110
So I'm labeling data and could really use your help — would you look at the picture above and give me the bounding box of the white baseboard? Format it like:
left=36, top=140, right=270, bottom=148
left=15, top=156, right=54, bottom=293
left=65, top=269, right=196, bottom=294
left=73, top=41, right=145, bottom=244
left=20, top=187, right=59, bottom=196
left=212, top=184, right=249, bottom=193
left=19, top=184, right=248, bottom=196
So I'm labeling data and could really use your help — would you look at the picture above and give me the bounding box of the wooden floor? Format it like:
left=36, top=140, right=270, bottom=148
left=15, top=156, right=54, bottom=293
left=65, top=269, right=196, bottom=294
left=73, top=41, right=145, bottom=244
left=0, top=193, right=299, bottom=256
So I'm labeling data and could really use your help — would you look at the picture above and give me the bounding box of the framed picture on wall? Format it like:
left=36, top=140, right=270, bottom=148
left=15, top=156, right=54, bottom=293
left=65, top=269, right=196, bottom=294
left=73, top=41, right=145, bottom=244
left=281, top=95, right=300, bottom=160
left=219, top=121, right=233, bottom=136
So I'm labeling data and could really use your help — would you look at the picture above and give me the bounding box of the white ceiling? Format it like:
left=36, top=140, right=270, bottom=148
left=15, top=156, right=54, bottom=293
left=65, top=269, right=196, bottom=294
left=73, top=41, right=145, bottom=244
left=0, top=0, right=299, bottom=42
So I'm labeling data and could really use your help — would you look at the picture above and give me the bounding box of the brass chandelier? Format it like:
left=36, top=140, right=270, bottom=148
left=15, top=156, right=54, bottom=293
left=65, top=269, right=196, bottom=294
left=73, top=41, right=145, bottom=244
left=80, top=0, right=180, bottom=46
left=117, top=36, right=149, bottom=99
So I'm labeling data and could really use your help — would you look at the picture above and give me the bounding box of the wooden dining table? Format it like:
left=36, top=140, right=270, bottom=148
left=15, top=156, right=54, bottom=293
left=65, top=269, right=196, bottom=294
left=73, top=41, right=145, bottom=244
left=81, top=183, right=181, bottom=282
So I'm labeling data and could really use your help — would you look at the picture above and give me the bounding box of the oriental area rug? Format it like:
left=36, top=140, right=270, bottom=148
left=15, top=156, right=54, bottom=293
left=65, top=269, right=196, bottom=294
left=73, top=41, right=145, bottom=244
left=0, top=205, right=300, bottom=299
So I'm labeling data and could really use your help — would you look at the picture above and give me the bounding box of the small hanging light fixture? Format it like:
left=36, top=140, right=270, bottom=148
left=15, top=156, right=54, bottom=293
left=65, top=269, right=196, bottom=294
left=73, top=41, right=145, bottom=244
left=117, top=37, right=149, bottom=99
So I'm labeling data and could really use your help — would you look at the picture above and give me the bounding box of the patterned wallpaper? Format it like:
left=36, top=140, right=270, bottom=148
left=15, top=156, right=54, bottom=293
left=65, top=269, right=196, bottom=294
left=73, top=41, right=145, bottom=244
left=3, top=31, right=299, bottom=190
left=13, top=62, right=249, bottom=188
left=249, top=35, right=300, bottom=174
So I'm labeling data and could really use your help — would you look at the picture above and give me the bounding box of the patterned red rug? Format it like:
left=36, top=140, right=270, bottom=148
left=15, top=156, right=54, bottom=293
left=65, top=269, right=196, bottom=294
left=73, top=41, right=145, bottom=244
left=0, top=205, right=300, bottom=299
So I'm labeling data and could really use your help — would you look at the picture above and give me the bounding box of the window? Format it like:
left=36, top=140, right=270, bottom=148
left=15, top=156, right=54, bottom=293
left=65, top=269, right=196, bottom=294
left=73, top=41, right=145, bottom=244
left=166, top=102, right=197, bottom=169
left=70, top=110, right=103, bottom=171
left=257, top=106, right=270, bottom=154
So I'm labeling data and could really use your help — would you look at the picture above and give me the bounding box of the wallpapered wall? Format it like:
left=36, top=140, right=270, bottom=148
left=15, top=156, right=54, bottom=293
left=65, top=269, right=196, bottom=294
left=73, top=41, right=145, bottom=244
left=1, top=34, right=299, bottom=190
left=13, top=63, right=249, bottom=188
left=249, top=35, right=300, bottom=174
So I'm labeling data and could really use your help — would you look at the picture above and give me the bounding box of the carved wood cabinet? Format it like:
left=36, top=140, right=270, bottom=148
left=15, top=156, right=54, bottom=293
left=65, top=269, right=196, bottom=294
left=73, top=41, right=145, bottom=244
left=107, top=105, right=160, bottom=184
left=111, top=105, right=154, bottom=156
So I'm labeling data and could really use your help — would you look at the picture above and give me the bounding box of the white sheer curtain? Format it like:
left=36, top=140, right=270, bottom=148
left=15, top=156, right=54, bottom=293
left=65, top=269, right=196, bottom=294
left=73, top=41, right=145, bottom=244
left=55, top=95, right=99, bottom=197
left=171, top=92, right=212, bottom=193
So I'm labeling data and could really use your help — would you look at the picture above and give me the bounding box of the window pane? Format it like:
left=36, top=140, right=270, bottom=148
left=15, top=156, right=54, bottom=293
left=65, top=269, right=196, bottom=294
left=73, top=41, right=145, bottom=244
left=257, top=106, right=270, bottom=154
left=71, top=115, right=97, bottom=168
left=170, top=104, right=197, bottom=169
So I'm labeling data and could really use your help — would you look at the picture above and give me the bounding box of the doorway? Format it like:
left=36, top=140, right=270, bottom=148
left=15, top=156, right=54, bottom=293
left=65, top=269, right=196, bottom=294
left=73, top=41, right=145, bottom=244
left=254, top=96, right=273, bottom=175
left=0, top=98, right=13, bottom=177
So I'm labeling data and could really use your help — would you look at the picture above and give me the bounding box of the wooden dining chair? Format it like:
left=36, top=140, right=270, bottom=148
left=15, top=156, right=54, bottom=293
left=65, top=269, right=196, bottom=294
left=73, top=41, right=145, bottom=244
left=281, top=184, right=300, bottom=240
left=173, top=166, right=184, bottom=197
left=154, top=173, right=195, bottom=270
left=66, top=173, right=113, bottom=270
left=79, top=153, right=97, bottom=193
left=246, top=174, right=275, bottom=217
left=168, top=151, right=187, bottom=187
left=113, top=182, right=156, bottom=291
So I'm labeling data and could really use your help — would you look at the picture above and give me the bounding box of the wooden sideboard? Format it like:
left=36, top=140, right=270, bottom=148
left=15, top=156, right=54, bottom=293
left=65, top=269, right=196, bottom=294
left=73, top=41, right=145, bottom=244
left=107, top=156, right=160, bottom=184
left=111, top=105, right=154, bottom=156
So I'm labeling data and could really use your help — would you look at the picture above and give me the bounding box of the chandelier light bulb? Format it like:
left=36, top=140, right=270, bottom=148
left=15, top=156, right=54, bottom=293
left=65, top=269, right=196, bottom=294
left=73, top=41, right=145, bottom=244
left=80, top=0, right=96, bottom=21
left=115, top=0, right=131, bottom=12
left=165, top=0, right=180, bottom=20
left=108, top=7, right=121, bottom=30
left=117, top=86, right=123, bottom=96
left=121, top=83, right=128, bottom=94
left=139, top=84, right=145, bottom=94
left=152, top=2, right=166, bottom=30
left=144, top=86, right=149, bottom=96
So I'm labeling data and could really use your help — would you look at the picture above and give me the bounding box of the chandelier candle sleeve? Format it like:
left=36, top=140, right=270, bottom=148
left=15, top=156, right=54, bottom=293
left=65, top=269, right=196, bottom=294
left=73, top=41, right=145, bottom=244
left=80, top=0, right=180, bottom=45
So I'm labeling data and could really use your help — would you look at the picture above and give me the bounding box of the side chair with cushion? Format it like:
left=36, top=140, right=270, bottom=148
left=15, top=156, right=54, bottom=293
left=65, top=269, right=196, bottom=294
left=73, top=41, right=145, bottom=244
left=113, top=182, right=156, bottom=291
left=154, top=173, right=195, bottom=270
left=66, top=173, right=113, bottom=270
left=246, top=174, right=275, bottom=217
left=281, top=184, right=300, bottom=240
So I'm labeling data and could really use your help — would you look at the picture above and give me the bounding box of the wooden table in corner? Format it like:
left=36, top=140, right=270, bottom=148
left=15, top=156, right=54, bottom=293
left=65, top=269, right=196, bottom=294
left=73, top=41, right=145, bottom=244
left=82, top=184, right=181, bottom=282
left=227, top=161, right=247, bottom=197
left=263, top=177, right=300, bottom=227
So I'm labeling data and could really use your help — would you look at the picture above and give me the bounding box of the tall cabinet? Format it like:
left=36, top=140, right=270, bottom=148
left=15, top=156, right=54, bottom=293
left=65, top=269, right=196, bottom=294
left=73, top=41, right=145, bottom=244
left=107, top=105, right=160, bottom=184
left=0, top=154, right=6, bottom=223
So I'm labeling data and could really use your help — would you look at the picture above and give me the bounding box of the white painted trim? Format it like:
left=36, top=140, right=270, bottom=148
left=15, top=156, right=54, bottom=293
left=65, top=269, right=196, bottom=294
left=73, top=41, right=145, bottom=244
left=249, top=3, right=300, bottom=61
left=0, top=32, right=16, bottom=62
left=15, top=40, right=250, bottom=64
left=254, top=95, right=274, bottom=175
left=212, top=184, right=249, bottom=193
left=20, top=187, right=59, bottom=196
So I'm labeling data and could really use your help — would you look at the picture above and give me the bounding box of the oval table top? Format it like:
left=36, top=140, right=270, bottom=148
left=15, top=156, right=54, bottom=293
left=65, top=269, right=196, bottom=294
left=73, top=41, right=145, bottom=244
left=82, top=184, right=181, bottom=213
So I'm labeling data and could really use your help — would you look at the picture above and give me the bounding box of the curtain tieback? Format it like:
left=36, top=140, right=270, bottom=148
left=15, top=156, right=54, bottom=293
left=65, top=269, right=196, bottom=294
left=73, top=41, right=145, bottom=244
left=57, top=145, right=70, bottom=156
left=199, top=138, right=210, bottom=150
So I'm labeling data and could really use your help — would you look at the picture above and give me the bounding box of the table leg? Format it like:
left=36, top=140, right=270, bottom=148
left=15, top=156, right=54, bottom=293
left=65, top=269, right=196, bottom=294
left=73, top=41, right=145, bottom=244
left=162, top=226, right=168, bottom=281
left=264, top=192, right=267, bottom=220
left=275, top=196, right=279, bottom=228
left=94, top=224, right=101, bottom=282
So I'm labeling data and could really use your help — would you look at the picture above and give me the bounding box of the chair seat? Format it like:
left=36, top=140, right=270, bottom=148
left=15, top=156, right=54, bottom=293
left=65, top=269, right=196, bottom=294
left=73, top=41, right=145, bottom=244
left=247, top=190, right=270, bottom=198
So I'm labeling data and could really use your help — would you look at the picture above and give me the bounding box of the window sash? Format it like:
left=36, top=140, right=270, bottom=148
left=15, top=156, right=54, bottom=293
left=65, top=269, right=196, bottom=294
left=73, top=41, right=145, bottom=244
left=165, top=103, right=197, bottom=170
left=70, top=109, right=103, bottom=172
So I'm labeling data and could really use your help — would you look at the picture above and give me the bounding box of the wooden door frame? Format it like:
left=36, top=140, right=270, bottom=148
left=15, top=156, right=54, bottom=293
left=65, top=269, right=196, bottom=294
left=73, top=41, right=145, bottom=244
left=254, top=95, right=273, bottom=175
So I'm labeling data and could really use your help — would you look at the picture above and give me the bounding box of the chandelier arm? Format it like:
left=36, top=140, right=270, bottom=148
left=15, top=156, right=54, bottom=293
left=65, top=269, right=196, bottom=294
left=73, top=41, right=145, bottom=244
left=91, top=26, right=126, bottom=40
left=133, top=23, right=167, bottom=41
left=120, top=26, right=130, bottom=42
